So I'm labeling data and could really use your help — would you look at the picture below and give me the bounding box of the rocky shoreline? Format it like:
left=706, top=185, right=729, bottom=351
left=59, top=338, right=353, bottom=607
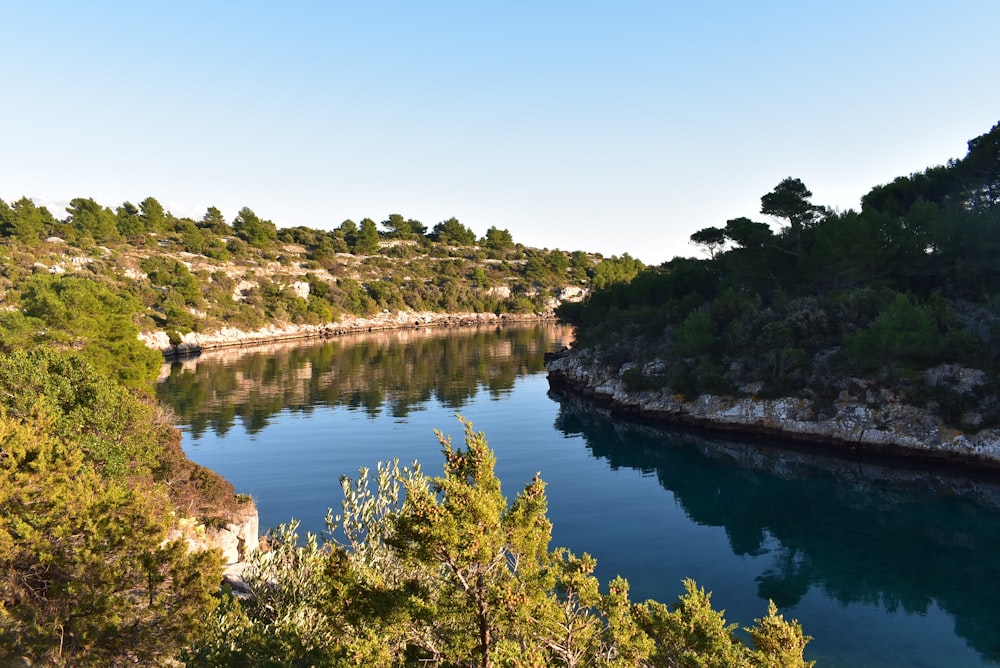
left=545, top=348, right=1000, bottom=473
left=142, top=310, right=556, bottom=357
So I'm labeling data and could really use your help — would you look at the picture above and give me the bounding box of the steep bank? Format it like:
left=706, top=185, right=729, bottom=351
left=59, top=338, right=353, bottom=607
left=546, top=348, right=1000, bottom=472
left=143, top=310, right=556, bottom=356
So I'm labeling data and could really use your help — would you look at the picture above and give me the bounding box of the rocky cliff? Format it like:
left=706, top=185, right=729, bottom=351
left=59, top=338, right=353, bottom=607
left=546, top=348, right=1000, bottom=471
left=166, top=497, right=261, bottom=596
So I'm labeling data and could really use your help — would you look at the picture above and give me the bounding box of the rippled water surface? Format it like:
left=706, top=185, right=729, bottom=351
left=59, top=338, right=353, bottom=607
left=158, top=324, right=1000, bottom=667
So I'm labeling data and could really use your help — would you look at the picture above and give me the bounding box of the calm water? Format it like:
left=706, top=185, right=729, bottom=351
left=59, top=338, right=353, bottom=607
left=158, top=324, right=1000, bottom=667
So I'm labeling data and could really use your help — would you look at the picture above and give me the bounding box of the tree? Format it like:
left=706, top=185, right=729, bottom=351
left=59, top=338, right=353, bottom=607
left=845, top=292, right=943, bottom=374
left=381, top=213, right=427, bottom=239
left=391, top=419, right=555, bottom=667
left=724, top=217, right=774, bottom=249
left=334, top=219, right=359, bottom=251
left=0, top=406, right=222, bottom=666
left=431, top=217, right=477, bottom=245
left=233, top=207, right=278, bottom=248
left=140, top=196, right=167, bottom=234
left=690, top=226, right=728, bottom=259
left=190, top=420, right=814, bottom=666
left=115, top=200, right=146, bottom=239
left=0, top=347, right=163, bottom=479
left=591, top=254, right=644, bottom=289
left=959, top=121, right=1000, bottom=211
left=66, top=197, right=119, bottom=244
left=760, top=177, right=819, bottom=254
left=354, top=218, right=380, bottom=255
left=1, top=197, right=51, bottom=245
left=1, top=274, right=162, bottom=389
left=199, top=206, right=232, bottom=235
left=483, top=226, right=515, bottom=251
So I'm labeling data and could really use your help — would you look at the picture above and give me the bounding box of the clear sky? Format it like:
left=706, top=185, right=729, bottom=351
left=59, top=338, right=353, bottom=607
left=3, top=1, right=998, bottom=264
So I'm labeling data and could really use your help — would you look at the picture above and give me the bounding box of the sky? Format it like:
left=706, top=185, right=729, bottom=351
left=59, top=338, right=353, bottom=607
left=3, top=1, right=999, bottom=265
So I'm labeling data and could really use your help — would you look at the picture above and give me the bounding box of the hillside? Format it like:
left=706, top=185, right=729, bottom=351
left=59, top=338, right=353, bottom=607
left=0, top=205, right=644, bottom=381
left=553, top=121, right=1000, bottom=461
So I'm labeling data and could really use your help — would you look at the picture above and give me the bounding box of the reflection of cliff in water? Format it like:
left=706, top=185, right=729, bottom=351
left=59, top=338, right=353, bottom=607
left=550, top=389, right=1000, bottom=663
left=157, top=324, right=573, bottom=438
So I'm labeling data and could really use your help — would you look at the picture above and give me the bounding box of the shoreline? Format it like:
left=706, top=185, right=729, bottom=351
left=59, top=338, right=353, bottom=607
left=142, top=310, right=557, bottom=358
left=545, top=349, right=1000, bottom=475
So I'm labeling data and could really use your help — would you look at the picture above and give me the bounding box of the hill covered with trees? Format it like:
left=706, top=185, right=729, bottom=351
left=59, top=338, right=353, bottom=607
left=558, top=121, right=1000, bottom=436
left=0, top=199, right=642, bottom=366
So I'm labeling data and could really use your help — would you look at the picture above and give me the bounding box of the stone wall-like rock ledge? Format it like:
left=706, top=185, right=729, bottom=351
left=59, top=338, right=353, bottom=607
left=142, top=310, right=555, bottom=357
left=546, top=349, right=1000, bottom=472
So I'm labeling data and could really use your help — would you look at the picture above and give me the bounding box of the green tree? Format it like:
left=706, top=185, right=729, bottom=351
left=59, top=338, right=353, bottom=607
left=338, top=219, right=359, bottom=248
left=354, top=218, right=381, bottom=255
left=391, top=419, right=554, bottom=667
left=431, top=217, right=477, bottom=245
left=0, top=407, right=222, bottom=667
left=199, top=206, right=232, bottom=235
left=381, top=213, right=427, bottom=239
left=724, top=217, right=774, bottom=249
left=66, top=197, right=119, bottom=244
left=233, top=207, right=278, bottom=248
left=115, top=200, right=146, bottom=239
left=591, top=254, right=644, bottom=289
left=140, top=196, right=167, bottom=234
left=3, top=197, right=51, bottom=244
left=0, top=347, right=162, bottom=479
left=191, top=421, right=813, bottom=666
left=845, top=292, right=943, bottom=374
left=1, top=274, right=162, bottom=389
left=959, top=120, right=1000, bottom=211
left=483, top=226, right=515, bottom=251
left=690, top=227, right=728, bottom=260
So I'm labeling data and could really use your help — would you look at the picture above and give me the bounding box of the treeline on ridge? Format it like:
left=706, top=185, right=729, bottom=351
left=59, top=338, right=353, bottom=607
left=559, top=121, right=1000, bottom=430
left=0, top=197, right=642, bottom=369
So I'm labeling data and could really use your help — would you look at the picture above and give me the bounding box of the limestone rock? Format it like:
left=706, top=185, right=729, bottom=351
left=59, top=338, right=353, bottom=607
left=546, top=350, right=1000, bottom=469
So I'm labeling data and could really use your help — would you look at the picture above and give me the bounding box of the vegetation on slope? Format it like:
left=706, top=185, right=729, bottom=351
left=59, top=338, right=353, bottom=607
left=0, top=348, right=235, bottom=666
left=0, top=199, right=642, bottom=357
left=559, top=121, right=1000, bottom=431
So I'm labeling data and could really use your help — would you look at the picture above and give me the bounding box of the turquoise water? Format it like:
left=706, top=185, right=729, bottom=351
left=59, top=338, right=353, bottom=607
left=158, top=324, right=1000, bottom=667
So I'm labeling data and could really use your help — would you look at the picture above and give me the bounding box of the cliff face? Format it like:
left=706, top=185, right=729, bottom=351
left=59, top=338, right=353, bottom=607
left=546, top=349, right=1000, bottom=471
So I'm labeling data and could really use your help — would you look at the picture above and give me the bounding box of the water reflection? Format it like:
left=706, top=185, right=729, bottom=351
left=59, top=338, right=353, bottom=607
left=550, top=389, right=1000, bottom=663
left=159, top=326, right=1000, bottom=665
left=157, top=324, right=574, bottom=438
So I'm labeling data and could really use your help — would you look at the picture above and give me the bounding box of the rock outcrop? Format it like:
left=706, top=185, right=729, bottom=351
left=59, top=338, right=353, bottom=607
left=165, top=497, right=261, bottom=596
left=546, top=348, right=1000, bottom=471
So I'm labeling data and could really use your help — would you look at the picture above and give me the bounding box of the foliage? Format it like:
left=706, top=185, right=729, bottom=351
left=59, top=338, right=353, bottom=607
left=431, top=217, right=477, bottom=245
left=0, top=273, right=162, bottom=389
left=233, top=206, right=279, bottom=248
left=0, top=346, right=237, bottom=520
left=189, top=419, right=813, bottom=667
left=0, top=405, right=222, bottom=667
left=563, top=120, right=1000, bottom=428
left=354, top=218, right=381, bottom=254
left=0, top=191, right=604, bottom=356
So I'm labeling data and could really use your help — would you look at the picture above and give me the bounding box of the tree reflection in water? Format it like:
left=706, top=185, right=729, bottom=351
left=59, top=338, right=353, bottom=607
left=551, top=389, right=1000, bottom=663
left=157, top=324, right=573, bottom=438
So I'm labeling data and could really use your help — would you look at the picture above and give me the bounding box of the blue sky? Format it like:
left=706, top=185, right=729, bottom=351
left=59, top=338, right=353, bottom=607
left=3, top=1, right=998, bottom=264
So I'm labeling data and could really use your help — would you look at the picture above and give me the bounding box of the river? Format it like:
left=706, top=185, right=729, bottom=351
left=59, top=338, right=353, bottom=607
left=157, top=323, right=1000, bottom=667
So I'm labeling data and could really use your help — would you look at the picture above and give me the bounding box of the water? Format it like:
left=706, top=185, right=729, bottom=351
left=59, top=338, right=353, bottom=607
left=157, top=324, right=1000, bottom=667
